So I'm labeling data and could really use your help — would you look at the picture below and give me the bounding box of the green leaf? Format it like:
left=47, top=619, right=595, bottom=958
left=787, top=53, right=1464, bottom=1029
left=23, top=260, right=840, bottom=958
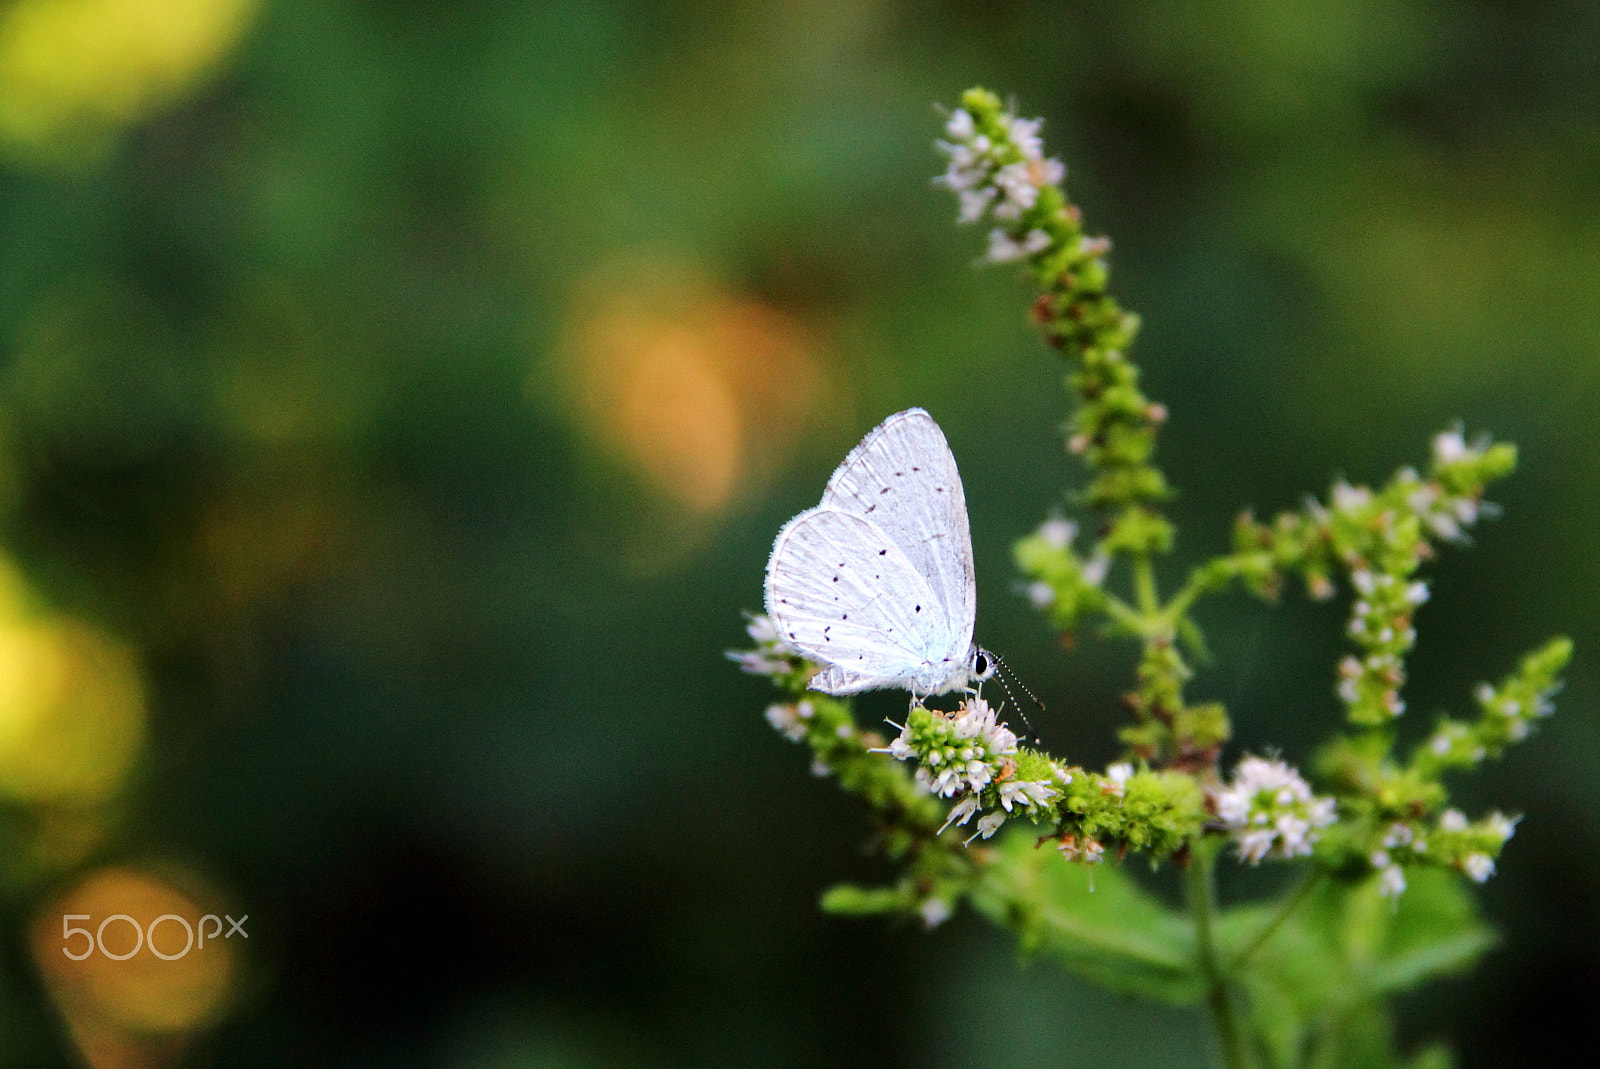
left=969, top=833, right=1203, bottom=1004
left=819, top=883, right=909, bottom=916
left=1367, top=868, right=1497, bottom=996
left=1223, top=869, right=1493, bottom=1068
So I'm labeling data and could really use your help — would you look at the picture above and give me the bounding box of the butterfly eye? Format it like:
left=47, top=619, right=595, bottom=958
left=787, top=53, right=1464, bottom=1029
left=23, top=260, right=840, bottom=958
left=971, top=649, right=996, bottom=680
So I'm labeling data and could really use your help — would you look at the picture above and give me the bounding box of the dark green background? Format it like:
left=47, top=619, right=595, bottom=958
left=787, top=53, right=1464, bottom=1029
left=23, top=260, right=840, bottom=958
left=1, top=1, right=1596, bottom=1065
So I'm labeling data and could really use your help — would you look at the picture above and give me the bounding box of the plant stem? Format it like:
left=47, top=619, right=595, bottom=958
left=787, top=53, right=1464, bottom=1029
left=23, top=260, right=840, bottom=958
left=1188, top=840, right=1254, bottom=1069
left=1134, top=555, right=1160, bottom=616
left=1227, top=869, right=1325, bottom=975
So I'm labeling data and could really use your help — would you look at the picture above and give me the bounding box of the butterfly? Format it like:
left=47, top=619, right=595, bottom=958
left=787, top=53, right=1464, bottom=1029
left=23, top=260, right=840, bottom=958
left=765, top=408, right=995, bottom=700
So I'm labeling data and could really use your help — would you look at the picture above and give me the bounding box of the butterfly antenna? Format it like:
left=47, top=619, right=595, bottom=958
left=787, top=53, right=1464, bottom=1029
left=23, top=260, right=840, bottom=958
left=988, top=653, right=1045, bottom=748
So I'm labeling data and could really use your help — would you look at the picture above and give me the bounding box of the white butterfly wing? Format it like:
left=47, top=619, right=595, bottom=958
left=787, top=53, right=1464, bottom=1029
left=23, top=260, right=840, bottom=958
left=818, top=408, right=976, bottom=662
left=765, top=506, right=958, bottom=694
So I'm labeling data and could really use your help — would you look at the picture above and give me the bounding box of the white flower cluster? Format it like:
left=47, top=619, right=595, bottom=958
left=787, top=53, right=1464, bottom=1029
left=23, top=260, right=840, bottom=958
left=1366, top=808, right=1518, bottom=900
left=728, top=614, right=803, bottom=679
left=887, top=696, right=1016, bottom=795
left=1389, top=426, right=1500, bottom=543
left=935, top=106, right=1065, bottom=263
left=1368, top=822, right=1427, bottom=899
left=882, top=697, right=1064, bottom=842
left=1438, top=808, right=1518, bottom=884
left=1212, top=756, right=1338, bottom=864
left=1337, top=566, right=1428, bottom=719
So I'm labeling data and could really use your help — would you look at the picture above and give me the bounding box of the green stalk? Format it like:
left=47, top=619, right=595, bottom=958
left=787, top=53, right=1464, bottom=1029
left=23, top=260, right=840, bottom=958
left=1188, top=840, right=1255, bottom=1069
left=1133, top=555, right=1160, bottom=616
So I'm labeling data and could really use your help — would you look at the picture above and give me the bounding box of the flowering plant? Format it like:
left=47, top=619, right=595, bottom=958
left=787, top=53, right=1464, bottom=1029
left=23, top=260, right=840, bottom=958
left=731, top=88, right=1571, bottom=1069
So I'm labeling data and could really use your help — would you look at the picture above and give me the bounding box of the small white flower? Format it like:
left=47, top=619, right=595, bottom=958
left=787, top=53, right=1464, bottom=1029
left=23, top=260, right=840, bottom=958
left=982, top=227, right=1053, bottom=263
left=1236, top=829, right=1276, bottom=865
left=1463, top=853, right=1496, bottom=883
left=1405, top=581, right=1430, bottom=606
left=1432, top=427, right=1469, bottom=465
left=1426, top=511, right=1462, bottom=542
left=1027, top=581, right=1056, bottom=608
left=975, top=811, right=1007, bottom=840
left=1338, top=676, right=1361, bottom=706
left=1038, top=516, right=1076, bottom=550
left=1485, top=811, right=1519, bottom=842
left=1001, top=114, right=1045, bottom=159
left=956, top=186, right=997, bottom=224
left=1081, top=553, right=1111, bottom=587
left=1308, top=796, right=1337, bottom=827
left=991, top=163, right=1038, bottom=216
left=1378, top=864, right=1407, bottom=899
left=944, top=108, right=975, bottom=141
left=920, top=897, right=952, bottom=928
left=999, top=778, right=1058, bottom=812
left=1100, top=761, right=1132, bottom=798
left=1439, top=809, right=1469, bottom=833
left=729, top=614, right=803, bottom=677
left=1382, top=823, right=1415, bottom=849
left=1275, top=814, right=1314, bottom=857
left=747, top=614, right=780, bottom=644
left=940, top=795, right=981, bottom=834
left=764, top=703, right=808, bottom=743
left=1331, top=481, right=1372, bottom=513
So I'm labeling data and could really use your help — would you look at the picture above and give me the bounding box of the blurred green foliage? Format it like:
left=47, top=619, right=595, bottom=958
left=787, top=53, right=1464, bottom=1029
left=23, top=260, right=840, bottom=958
left=0, top=0, right=1596, bottom=1066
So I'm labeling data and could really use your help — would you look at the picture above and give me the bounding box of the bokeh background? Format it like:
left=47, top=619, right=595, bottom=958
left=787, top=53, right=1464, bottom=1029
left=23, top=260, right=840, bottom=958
left=0, top=0, right=1596, bottom=1065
